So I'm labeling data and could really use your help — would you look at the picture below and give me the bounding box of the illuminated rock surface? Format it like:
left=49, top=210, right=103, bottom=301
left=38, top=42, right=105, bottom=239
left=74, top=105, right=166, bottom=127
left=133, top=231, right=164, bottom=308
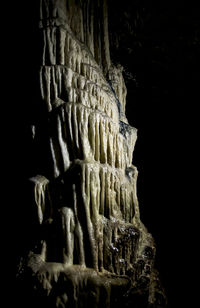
left=16, top=1, right=167, bottom=307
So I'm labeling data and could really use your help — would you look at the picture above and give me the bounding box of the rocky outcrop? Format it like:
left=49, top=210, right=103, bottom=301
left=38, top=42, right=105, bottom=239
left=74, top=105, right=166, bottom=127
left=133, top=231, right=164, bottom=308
left=16, top=1, right=167, bottom=307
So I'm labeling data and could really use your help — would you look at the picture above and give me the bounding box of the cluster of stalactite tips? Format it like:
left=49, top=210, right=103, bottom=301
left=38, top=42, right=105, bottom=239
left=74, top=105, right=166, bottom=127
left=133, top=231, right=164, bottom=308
left=16, top=1, right=167, bottom=307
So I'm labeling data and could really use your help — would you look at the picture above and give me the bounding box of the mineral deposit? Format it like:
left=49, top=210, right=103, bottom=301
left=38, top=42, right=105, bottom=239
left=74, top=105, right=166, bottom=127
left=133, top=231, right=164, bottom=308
left=16, top=1, right=167, bottom=307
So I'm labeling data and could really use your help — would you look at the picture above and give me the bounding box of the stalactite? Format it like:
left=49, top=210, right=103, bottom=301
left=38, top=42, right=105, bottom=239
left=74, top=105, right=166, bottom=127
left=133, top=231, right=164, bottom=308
left=16, top=1, right=167, bottom=307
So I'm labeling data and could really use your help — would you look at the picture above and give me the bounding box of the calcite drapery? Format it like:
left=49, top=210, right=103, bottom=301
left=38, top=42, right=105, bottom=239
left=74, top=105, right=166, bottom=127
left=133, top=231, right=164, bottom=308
left=16, top=1, right=167, bottom=307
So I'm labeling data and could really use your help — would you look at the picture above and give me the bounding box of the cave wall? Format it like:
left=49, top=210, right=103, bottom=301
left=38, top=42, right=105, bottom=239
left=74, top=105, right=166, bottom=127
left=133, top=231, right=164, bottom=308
left=11, top=1, right=168, bottom=307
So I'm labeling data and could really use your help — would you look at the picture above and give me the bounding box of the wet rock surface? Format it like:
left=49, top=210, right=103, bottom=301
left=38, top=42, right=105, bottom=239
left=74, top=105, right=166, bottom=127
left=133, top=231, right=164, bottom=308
left=14, top=1, right=167, bottom=307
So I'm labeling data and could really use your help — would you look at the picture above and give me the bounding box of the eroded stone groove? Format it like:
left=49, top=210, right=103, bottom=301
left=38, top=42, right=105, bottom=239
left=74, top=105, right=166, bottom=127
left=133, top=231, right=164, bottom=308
left=16, top=1, right=167, bottom=307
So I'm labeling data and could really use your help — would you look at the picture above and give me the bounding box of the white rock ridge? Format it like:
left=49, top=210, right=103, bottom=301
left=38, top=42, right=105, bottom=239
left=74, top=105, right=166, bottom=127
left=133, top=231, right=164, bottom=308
left=16, top=1, right=167, bottom=307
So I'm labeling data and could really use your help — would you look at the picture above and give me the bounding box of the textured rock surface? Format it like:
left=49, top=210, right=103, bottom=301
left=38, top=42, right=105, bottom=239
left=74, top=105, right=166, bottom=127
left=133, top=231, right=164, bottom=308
left=15, top=1, right=167, bottom=307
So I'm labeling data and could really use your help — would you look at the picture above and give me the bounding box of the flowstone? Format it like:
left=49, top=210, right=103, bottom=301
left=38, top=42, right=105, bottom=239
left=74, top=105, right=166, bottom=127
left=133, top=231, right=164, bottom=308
left=16, top=1, right=167, bottom=307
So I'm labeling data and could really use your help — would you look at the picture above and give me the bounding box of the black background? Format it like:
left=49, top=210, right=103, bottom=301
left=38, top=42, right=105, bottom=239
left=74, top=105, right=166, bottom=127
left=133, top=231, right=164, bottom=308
left=108, top=0, right=199, bottom=307
left=2, top=1, right=200, bottom=307
left=109, top=0, right=200, bottom=307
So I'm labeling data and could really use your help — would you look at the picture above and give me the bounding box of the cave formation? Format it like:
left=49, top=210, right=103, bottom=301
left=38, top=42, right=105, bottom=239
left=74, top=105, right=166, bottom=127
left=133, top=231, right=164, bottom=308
left=14, top=1, right=167, bottom=307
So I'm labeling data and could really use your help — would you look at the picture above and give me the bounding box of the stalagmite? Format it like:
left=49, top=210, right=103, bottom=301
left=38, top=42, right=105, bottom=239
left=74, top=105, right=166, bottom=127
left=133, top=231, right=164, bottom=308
left=15, top=1, right=167, bottom=307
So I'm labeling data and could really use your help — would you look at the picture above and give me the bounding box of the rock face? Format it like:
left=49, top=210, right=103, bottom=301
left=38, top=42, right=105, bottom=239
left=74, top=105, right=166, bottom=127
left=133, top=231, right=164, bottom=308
left=16, top=1, right=167, bottom=307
